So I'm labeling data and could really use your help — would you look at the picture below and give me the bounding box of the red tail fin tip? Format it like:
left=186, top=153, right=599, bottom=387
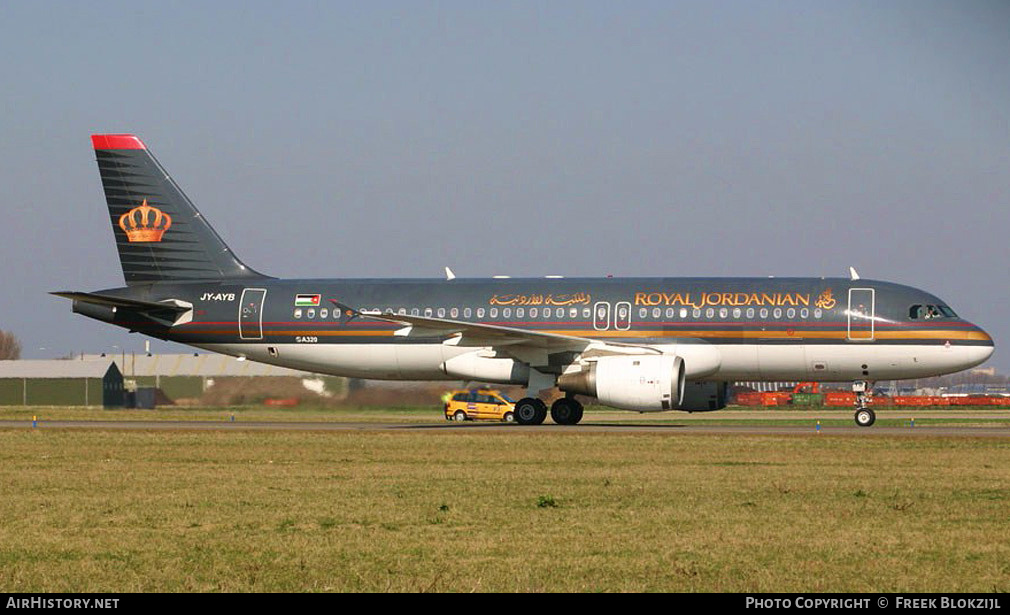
left=91, top=134, right=147, bottom=150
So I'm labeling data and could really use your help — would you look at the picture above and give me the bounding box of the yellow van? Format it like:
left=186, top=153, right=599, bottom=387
left=444, top=389, right=516, bottom=422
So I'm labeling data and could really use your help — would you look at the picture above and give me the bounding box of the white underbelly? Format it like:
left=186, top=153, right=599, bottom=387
left=192, top=341, right=985, bottom=383
left=194, top=342, right=472, bottom=380
left=715, top=343, right=983, bottom=381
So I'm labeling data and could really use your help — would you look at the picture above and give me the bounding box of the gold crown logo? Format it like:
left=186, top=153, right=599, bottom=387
left=118, top=199, right=172, bottom=243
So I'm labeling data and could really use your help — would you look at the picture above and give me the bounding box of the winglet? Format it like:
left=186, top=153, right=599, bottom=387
left=445, top=267, right=456, bottom=281
left=849, top=266, right=860, bottom=281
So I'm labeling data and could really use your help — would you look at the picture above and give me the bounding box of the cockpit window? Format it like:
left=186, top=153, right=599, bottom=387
left=909, top=304, right=957, bottom=320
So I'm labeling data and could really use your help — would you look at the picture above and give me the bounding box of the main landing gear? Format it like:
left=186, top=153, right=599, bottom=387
left=550, top=396, right=584, bottom=425
left=852, top=380, right=875, bottom=427
left=514, top=396, right=584, bottom=425
left=514, top=397, right=547, bottom=425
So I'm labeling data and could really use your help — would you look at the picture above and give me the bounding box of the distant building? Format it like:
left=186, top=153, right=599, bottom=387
left=0, top=354, right=345, bottom=407
left=78, top=353, right=339, bottom=403
left=0, top=360, right=124, bottom=407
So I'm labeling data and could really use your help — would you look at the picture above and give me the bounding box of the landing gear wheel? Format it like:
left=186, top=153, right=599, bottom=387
left=855, top=407, right=875, bottom=427
left=453, top=410, right=467, bottom=422
left=550, top=397, right=584, bottom=425
left=515, top=397, right=547, bottom=425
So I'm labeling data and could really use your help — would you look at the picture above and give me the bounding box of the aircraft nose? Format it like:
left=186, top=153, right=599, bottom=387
left=962, top=323, right=995, bottom=368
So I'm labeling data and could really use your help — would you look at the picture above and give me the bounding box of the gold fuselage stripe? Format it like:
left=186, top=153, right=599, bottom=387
left=181, top=326, right=991, bottom=342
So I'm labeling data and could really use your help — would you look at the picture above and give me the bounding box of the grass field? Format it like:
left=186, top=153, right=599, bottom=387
left=1, top=408, right=1009, bottom=592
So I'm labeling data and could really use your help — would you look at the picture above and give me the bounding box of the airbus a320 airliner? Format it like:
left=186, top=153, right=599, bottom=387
left=55, top=134, right=994, bottom=426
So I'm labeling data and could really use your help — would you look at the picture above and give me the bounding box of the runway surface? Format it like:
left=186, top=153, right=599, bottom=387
left=3, top=418, right=1010, bottom=438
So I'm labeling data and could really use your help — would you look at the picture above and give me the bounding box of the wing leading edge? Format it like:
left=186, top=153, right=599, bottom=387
left=333, top=300, right=663, bottom=356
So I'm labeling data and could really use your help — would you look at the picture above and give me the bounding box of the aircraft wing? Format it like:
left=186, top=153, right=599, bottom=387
left=335, top=301, right=661, bottom=357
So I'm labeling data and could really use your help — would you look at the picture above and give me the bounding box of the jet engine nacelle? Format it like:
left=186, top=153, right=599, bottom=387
left=441, top=352, right=530, bottom=385
left=558, top=355, right=686, bottom=411
left=676, top=381, right=729, bottom=412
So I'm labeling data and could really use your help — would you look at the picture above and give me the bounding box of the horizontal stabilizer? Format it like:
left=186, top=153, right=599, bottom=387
left=51, top=291, right=190, bottom=314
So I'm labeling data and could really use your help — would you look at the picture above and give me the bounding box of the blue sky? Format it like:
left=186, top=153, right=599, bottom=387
left=1, top=1, right=1008, bottom=370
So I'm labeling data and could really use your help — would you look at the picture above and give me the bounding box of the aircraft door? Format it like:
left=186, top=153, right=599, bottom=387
left=614, top=301, right=632, bottom=331
left=239, top=288, right=267, bottom=340
left=847, top=288, right=875, bottom=341
left=594, top=302, right=611, bottom=331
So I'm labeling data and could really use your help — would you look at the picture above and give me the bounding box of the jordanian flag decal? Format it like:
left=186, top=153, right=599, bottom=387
left=294, top=294, right=321, bottom=307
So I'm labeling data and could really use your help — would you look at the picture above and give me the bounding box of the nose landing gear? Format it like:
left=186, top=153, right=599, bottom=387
left=852, top=380, right=875, bottom=427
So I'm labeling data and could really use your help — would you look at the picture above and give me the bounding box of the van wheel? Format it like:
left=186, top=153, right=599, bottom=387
left=453, top=410, right=467, bottom=422
left=502, top=411, right=515, bottom=423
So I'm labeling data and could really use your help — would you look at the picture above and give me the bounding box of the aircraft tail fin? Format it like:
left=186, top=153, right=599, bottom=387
left=91, top=134, right=270, bottom=285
